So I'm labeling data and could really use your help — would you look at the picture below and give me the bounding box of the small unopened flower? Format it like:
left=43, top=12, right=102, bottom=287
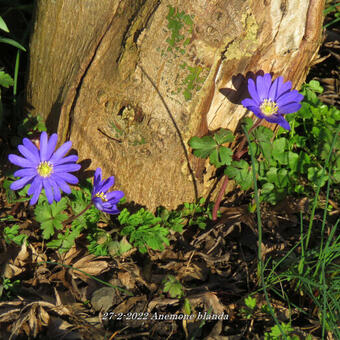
left=242, top=73, right=304, bottom=130
left=8, top=131, right=81, bottom=205
left=91, top=168, right=124, bottom=215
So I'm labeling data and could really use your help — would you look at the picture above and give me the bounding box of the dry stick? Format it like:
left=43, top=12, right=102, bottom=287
left=212, top=118, right=263, bottom=221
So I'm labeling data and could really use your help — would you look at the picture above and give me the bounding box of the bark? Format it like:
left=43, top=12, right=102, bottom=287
left=26, top=0, right=325, bottom=210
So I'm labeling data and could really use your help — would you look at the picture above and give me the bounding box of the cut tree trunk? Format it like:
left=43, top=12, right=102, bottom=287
left=26, top=0, right=325, bottom=210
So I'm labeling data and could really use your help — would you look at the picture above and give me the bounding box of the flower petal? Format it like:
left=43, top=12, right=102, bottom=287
left=53, top=163, right=81, bottom=173
left=18, top=144, right=40, bottom=164
left=30, top=180, right=43, bottom=205
left=14, top=168, right=37, bottom=177
left=92, top=197, right=104, bottom=210
left=106, top=190, right=125, bottom=203
left=54, top=154, right=79, bottom=165
left=263, top=114, right=291, bottom=131
left=93, top=168, right=102, bottom=188
left=268, top=76, right=282, bottom=101
left=40, top=131, right=49, bottom=161
left=8, top=154, right=34, bottom=168
left=49, top=141, right=72, bottom=163
left=277, top=79, right=292, bottom=97
left=100, top=176, right=115, bottom=194
left=45, top=133, right=58, bottom=160
left=278, top=102, right=301, bottom=114
left=53, top=175, right=72, bottom=194
left=48, top=178, right=61, bottom=201
left=22, top=138, right=40, bottom=160
left=241, top=98, right=259, bottom=108
left=278, top=89, right=303, bottom=104
left=276, top=90, right=303, bottom=107
left=10, top=175, right=35, bottom=190
left=25, top=176, right=43, bottom=204
left=247, top=78, right=261, bottom=104
left=275, top=115, right=291, bottom=130
left=43, top=179, right=54, bottom=204
left=103, top=206, right=120, bottom=214
left=54, top=172, right=79, bottom=185
left=256, top=73, right=272, bottom=100
left=244, top=104, right=265, bottom=119
left=28, top=176, right=43, bottom=195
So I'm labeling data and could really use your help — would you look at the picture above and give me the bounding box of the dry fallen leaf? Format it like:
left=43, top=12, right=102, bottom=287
left=69, top=254, right=110, bottom=282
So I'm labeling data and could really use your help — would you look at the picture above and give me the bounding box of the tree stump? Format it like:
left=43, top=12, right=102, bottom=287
left=26, top=0, right=325, bottom=210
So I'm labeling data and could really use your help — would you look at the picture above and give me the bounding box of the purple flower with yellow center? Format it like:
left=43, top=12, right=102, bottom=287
left=91, top=168, right=124, bottom=215
left=8, top=131, right=81, bottom=205
left=241, top=73, right=304, bottom=130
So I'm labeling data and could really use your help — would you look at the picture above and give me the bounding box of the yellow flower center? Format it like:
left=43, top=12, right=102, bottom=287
left=96, top=192, right=108, bottom=202
left=37, top=161, right=53, bottom=177
left=260, top=99, right=279, bottom=117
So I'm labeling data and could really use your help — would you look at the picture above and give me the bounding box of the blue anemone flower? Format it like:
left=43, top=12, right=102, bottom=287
left=8, top=131, right=81, bottom=205
left=241, top=73, right=304, bottom=130
left=91, top=168, right=124, bottom=215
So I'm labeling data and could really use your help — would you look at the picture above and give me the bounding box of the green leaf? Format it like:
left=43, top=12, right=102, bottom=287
left=0, top=70, right=14, bottom=88
left=209, top=148, right=219, bottom=167
left=294, top=184, right=305, bottom=194
left=266, top=167, right=278, bottom=185
left=277, top=169, right=289, bottom=188
left=224, top=160, right=253, bottom=190
left=214, top=129, right=234, bottom=145
left=252, top=126, right=274, bottom=142
left=245, top=296, right=256, bottom=310
left=159, top=208, right=185, bottom=233
left=270, top=322, right=293, bottom=337
left=307, top=167, right=328, bottom=187
left=299, top=102, right=313, bottom=118
left=250, top=141, right=260, bottom=157
left=119, top=208, right=170, bottom=253
left=288, top=151, right=299, bottom=172
left=118, top=237, right=133, bottom=254
left=306, top=88, right=320, bottom=106
left=332, top=169, right=340, bottom=183
left=163, top=275, right=184, bottom=298
left=4, top=224, right=26, bottom=245
left=35, top=198, right=68, bottom=240
left=189, top=133, right=233, bottom=168
left=46, top=238, right=63, bottom=249
left=242, top=117, right=254, bottom=133
left=259, top=141, right=272, bottom=164
left=296, top=151, right=311, bottom=174
left=209, top=147, right=232, bottom=168
left=0, top=37, right=26, bottom=51
left=218, top=146, right=233, bottom=165
left=189, top=135, right=216, bottom=158
left=108, top=238, right=132, bottom=256
left=260, top=182, right=276, bottom=204
left=308, top=80, right=323, bottom=94
left=184, top=298, right=191, bottom=315
left=272, top=138, right=288, bottom=165
left=289, top=135, right=306, bottom=148
left=0, top=16, right=9, bottom=32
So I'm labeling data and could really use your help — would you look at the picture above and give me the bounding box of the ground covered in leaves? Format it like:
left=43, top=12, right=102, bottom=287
left=0, top=189, right=334, bottom=340
left=0, top=3, right=340, bottom=340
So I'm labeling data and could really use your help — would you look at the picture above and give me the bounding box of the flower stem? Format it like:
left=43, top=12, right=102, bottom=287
left=212, top=175, right=229, bottom=221
left=62, top=202, right=93, bottom=226
left=212, top=118, right=262, bottom=221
